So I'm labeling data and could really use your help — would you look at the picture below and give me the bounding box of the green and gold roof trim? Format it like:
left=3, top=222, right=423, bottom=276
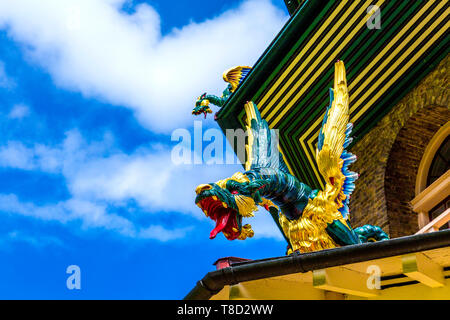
left=216, top=0, right=449, bottom=190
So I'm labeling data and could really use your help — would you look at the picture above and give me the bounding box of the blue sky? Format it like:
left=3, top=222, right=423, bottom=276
left=0, top=0, right=289, bottom=299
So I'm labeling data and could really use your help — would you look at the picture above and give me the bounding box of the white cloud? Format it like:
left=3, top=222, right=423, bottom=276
left=138, top=225, right=193, bottom=242
left=0, top=141, right=35, bottom=170
left=0, top=0, right=287, bottom=241
left=66, top=145, right=241, bottom=217
left=0, top=0, right=288, bottom=133
left=0, top=140, right=64, bottom=172
left=8, top=103, right=30, bottom=119
left=0, top=193, right=192, bottom=242
left=0, top=130, right=283, bottom=240
left=0, top=129, right=243, bottom=215
left=0, top=230, right=64, bottom=248
left=247, top=209, right=284, bottom=240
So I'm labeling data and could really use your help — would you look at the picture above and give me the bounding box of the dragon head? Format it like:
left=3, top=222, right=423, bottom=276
left=195, top=172, right=269, bottom=241
left=192, top=93, right=213, bottom=118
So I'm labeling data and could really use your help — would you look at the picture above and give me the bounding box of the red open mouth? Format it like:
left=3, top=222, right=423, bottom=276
left=197, top=197, right=240, bottom=240
left=192, top=110, right=209, bottom=118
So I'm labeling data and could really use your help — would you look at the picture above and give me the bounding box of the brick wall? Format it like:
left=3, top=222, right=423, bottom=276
left=348, top=54, right=449, bottom=238
left=385, top=105, right=450, bottom=237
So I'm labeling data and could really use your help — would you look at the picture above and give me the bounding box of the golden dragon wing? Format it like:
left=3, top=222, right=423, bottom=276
left=223, top=66, right=252, bottom=92
left=316, top=61, right=358, bottom=219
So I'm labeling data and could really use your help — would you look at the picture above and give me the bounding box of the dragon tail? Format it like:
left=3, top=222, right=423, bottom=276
left=353, top=224, right=389, bottom=243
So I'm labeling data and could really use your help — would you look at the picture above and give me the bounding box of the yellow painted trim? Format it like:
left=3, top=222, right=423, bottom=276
left=210, top=285, right=230, bottom=300
left=229, top=279, right=326, bottom=300
left=348, top=0, right=438, bottom=95
left=299, top=133, right=324, bottom=189
left=305, top=27, right=449, bottom=175
left=350, top=8, right=449, bottom=123
left=348, top=278, right=450, bottom=300
left=253, top=0, right=445, bottom=189
left=313, top=267, right=379, bottom=298
left=209, top=246, right=450, bottom=300
left=287, top=0, right=384, bottom=184
left=402, top=253, right=445, bottom=288
left=304, top=3, right=449, bottom=170
left=259, top=0, right=350, bottom=111
left=260, top=0, right=354, bottom=115
left=266, top=0, right=444, bottom=185
left=299, top=115, right=325, bottom=185
left=416, top=121, right=450, bottom=195
left=268, top=0, right=383, bottom=125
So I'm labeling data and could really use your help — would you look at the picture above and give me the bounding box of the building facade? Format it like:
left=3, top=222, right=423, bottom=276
left=186, top=0, right=450, bottom=300
left=350, top=55, right=449, bottom=238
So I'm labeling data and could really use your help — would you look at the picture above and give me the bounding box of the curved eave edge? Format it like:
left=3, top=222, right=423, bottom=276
left=184, top=229, right=450, bottom=300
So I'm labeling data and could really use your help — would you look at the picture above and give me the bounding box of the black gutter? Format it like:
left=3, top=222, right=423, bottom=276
left=184, top=229, right=450, bottom=300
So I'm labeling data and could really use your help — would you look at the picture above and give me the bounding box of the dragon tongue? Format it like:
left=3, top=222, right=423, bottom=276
left=210, top=212, right=230, bottom=239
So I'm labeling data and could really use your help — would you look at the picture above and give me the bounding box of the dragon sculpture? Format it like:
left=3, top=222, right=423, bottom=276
left=194, top=61, right=388, bottom=254
left=192, top=66, right=252, bottom=118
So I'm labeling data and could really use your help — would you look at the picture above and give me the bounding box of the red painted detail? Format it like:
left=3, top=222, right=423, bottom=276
left=213, top=257, right=252, bottom=270
left=198, top=197, right=240, bottom=240
left=329, top=177, right=335, bottom=185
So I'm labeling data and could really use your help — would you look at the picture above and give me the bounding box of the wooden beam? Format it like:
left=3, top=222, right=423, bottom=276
left=313, top=267, right=379, bottom=298
left=417, top=211, right=430, bottom=229
left=411, top=170, right=450, bottom=213
left=402, top=253, right=445, bottom=288
left=416, top=208, right=450, bottom=234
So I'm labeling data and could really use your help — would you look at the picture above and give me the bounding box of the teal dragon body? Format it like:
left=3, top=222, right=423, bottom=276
left=192, top=66, right=251, bottom=118
left=194, top=62, right=388, bottom=254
